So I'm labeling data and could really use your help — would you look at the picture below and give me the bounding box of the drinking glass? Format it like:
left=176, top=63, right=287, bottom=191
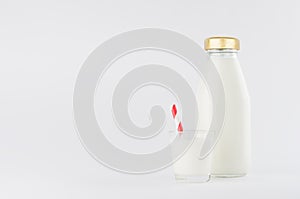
left=170, top=130, right=212, bottom=183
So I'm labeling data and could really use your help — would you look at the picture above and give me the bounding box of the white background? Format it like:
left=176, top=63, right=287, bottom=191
left=1, top=0, right=299, bottom=198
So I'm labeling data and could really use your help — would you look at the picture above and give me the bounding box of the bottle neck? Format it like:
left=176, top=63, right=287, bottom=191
left=207, top=49, right=238, bottom=58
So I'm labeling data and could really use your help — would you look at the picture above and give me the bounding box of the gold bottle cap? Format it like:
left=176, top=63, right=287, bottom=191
left=204, top=37, right=240, bottom=50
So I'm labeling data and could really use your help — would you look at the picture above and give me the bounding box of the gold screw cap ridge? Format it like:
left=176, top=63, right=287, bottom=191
left=204, top=37, right=240, bottom=50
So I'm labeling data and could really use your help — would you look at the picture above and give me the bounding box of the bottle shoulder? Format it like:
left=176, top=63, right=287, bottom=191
left=210, top=56, right=250, bottom=99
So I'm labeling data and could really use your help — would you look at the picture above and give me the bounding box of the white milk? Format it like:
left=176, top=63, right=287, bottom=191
left=206, top=41, right=251, bottom=177
left=172, top=132, right=211, bottom=182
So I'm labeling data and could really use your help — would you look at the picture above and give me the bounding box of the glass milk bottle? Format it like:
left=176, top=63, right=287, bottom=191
left=204, top=37, right=251, bottom=177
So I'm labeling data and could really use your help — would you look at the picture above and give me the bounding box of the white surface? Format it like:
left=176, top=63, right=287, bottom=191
left=0, top=0, right=300, bottom=198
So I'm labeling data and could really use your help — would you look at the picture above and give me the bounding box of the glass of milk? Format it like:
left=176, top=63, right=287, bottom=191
left=170, top=130, right=213, bottom=183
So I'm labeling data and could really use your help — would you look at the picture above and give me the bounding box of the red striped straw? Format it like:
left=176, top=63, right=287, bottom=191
left=171, top=104, right=183, bottom=133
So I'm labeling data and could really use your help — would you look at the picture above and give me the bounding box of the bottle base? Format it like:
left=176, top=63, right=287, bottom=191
left=175, top=174, right=211, bottom=183
left=211, top=173, right=247, bottom=178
